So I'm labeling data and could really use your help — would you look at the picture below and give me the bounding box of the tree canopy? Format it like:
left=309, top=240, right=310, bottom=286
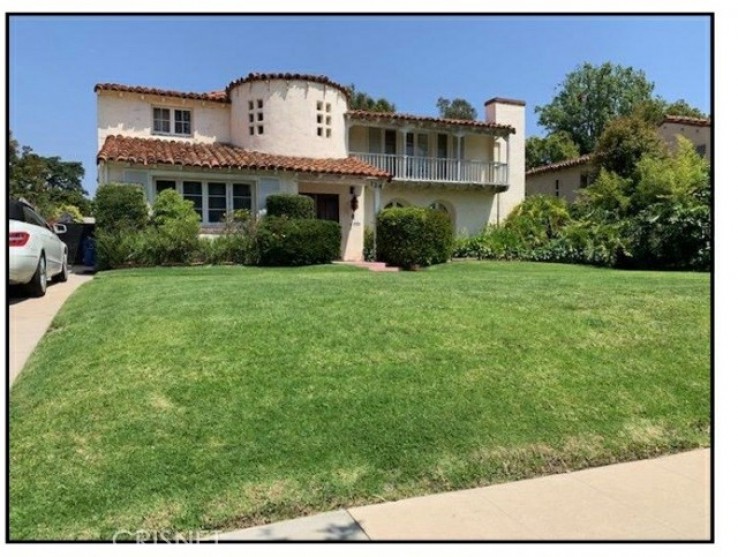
left=436, top=97, right=477, bottom=120
left=347, top=84, right=396, bottom=113
left=9, top=131, right=90, bottom=218
left=535, top=62, right=656, bottom=154
left=525, top=132, right=581, bottom=170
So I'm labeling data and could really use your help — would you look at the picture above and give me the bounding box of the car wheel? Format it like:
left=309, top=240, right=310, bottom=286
left=27, top=253, right=48, bottom=297
left=55, top=252, right=69, bottom=283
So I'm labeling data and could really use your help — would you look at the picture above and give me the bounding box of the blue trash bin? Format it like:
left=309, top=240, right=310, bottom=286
left=82, top=236, right=97, bottom=268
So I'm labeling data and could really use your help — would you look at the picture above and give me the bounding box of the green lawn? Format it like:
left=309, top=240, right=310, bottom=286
left=10, top=262, right=710, bottom=539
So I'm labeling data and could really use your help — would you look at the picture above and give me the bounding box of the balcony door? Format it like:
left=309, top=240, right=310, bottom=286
left=406, top=132, right=429, bottom=178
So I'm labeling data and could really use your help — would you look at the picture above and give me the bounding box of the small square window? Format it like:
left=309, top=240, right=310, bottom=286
left=326, top=116, right=332, bottom=125
left=317, top=101, right=323, bottom=111
left=249, top=114, right=254, bottom=123
left=249, top=126, right=254, bottom=136
left=257, top=125, right=264, bottom=135
left=317, top=114, right=323, bottom=124
left=257, top=99, right=263, bottom=109
left=248, top=101, right=254, bottom=110
left=326, top=128, right=332, bottom=138
left=326, top=103, right=331, bottom=113
left=317, top=127, right=323, bottom=136
left=257, top=112, right=263, bottom=122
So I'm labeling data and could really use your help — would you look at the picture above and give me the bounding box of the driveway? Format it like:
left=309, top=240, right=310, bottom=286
left=9, top=269, right=94, bottom=385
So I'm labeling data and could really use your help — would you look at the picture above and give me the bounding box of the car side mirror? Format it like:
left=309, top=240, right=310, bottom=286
left=53, top=223, right=67, bottom=235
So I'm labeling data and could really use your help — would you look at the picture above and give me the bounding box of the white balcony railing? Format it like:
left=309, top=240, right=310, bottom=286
left=350, top=152, right=508, bottom=186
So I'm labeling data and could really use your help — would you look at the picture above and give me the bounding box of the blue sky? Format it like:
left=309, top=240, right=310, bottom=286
left=9, top=14, right=711, bottom=195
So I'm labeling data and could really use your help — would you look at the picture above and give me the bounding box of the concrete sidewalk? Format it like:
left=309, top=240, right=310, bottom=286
left=9, top=270, right=94, bottom=385
left=214, top=449, right=710, bottom=541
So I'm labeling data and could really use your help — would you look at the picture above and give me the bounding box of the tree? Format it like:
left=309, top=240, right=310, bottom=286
left=591, top=115, right=667, bottom=180
left=436, top=97, right=477, bottom=120
left=632, top=98, right=707, bottom=125
left=9, top=132, right=91, bottom=218
left=525, top=132, right=581, bottom=169
left=536, top=62, right=655, bottom=154
left=347, top=84, right=396, bottom=113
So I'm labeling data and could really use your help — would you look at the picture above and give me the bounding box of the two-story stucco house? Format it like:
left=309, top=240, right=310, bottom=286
left=525, top=115, right=711, bottom=202
left=96, top=72, right=525, bottom=261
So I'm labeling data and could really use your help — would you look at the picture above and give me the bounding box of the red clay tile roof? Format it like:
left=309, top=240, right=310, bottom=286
left=225, top=72, right=353, bottom=99
left=97, top=135, right=391, bottom=179
left=346, top=110, right=515, bottom=133
left=661, top=115, right=711, bottom=127
left=525, top=154, right=592, bottom=176
left=95, top=83, right=228, bottom=103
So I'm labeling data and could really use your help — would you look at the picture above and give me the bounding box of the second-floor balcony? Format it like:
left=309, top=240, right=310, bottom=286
left=350, top=152, right=508, bottom=187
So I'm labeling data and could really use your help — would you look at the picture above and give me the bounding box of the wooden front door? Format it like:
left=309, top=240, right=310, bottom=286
left=306, top=194, right=340, bottom=222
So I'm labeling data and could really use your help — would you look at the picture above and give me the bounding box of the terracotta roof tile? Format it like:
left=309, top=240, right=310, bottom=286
left=97, top=135, right=391, bottom=179
left=95, top=83, right=228, bottom=103
left=661, top=115, right=711, bottom=127
left=346, top=110, right=515, bottom=133
left=525, top=154, right=592, bottom=176
left=225, top=72, right=352, bottom=99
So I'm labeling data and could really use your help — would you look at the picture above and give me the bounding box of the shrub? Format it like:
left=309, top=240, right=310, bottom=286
left=255, top=216, right=341, bottom=266
left=363, top=227, right=376, bottom=262
left=503, top=195, right=571, bottom=247
left=266, top=194, right=316, bottom=219
left=94, top=183, right=149, bottom=231
left=95, top=228, right=147, bottom=270
left=376, top=207, right=453, bottom=269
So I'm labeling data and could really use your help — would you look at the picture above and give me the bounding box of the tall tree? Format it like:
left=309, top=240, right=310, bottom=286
left=436, top=97, right=477, bottom=120
left=9, top=131, right=90, bottom=218
left=525, top=132, right=581, bottom=170
left=536, top=62, right=655, bottom=154
left=347, top=84, right=396, bottom=113
left=591, top=115, right=668, bottom=180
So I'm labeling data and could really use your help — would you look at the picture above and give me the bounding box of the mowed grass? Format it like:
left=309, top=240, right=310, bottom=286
left=10, top=262, right=710, bottom=539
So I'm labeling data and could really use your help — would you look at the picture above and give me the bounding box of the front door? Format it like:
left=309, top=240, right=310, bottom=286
left=306, top=194, right=340, bottom=222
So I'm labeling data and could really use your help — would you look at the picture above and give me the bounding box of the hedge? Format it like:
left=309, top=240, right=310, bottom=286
left=266, top=194, right=316, bottom=219
left=255, top=216, right=341, bottom=266
left=94, top=183, right=149, bottom=231
left=376, top=207, right=453, bottom=269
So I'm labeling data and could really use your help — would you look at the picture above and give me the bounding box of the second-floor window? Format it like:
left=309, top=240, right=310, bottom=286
left=153, top=108, right=192, bottom=136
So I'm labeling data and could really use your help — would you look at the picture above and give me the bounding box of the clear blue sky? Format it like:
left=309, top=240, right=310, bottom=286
left=9, top=14, right=711, bottom=195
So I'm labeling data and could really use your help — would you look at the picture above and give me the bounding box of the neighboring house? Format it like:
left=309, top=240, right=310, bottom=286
left=525, top=115, right=711, bottom=203
left=96, top=72, right=525, bottom=261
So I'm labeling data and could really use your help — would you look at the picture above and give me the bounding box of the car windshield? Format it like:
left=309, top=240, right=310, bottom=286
left=9, top=201, right=25, bottom=222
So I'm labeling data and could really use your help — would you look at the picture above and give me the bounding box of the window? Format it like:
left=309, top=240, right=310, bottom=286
left=316, top=100, right=331, bottom=138
left=183, top=181, right=203, bottom=219
left=384, top=200, right=405, bottom=209
left=429, top=201, right=449, bottom=214
left=153, top=108, right=171, bottom=134
left=555, top=179, right=560, bottom=198
left=156, top=180, right=176, bottom=194
left=23, top=206, right=48, bottom=228
left=248, top=99, right=264, bottom=135
left=153, top=107, right=192, bottom=136
left=208, top=183, right=227, bottom=223
left=232, top=184, right=252, bottom=212
left=579, top=173, right=591, bottom=188
left=174, top=110, right=191, bottom=135
left=153, top=180, right=254, bottom=224
left=696, top=144, right=707, bottom=157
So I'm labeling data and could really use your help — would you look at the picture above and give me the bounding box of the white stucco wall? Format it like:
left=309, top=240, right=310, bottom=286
left=525, top=163, right=592, bottom=203
left=229, top=80, right=349, bottom=158
left=484, top=101, right=525, bottom=220
left=97, top=92, right=231, bottom=150
left=658, top=122, right=711, bottom=160
left=363, top=185, right=499, bottom=237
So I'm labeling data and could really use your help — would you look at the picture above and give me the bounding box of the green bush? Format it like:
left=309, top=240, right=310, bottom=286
left=94, top=183, right=149, bottom=231
left=255, top=216, right=341, bottom=266
left=266, top=194, right=316, bottom=219
left=376, top=207, right=453, bottom=269
left=95, top=228, right=147, bottom=270
left=144, top=190, right=201, bottom=265
left=503, top=195, right=571, bottom=247
left=363, top=227, right=376, bottom=262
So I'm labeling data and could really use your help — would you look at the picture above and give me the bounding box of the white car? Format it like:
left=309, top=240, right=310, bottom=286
left=9, top=199, right=69, bottom=297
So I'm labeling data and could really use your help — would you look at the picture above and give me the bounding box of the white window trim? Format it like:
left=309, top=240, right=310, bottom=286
left=153, top=177, right=256, bottom=225
left=152, top=106, right=194, bottom=138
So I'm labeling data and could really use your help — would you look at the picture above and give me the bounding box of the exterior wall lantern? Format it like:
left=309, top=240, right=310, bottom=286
left=350, top=186, right=359, bottom=219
